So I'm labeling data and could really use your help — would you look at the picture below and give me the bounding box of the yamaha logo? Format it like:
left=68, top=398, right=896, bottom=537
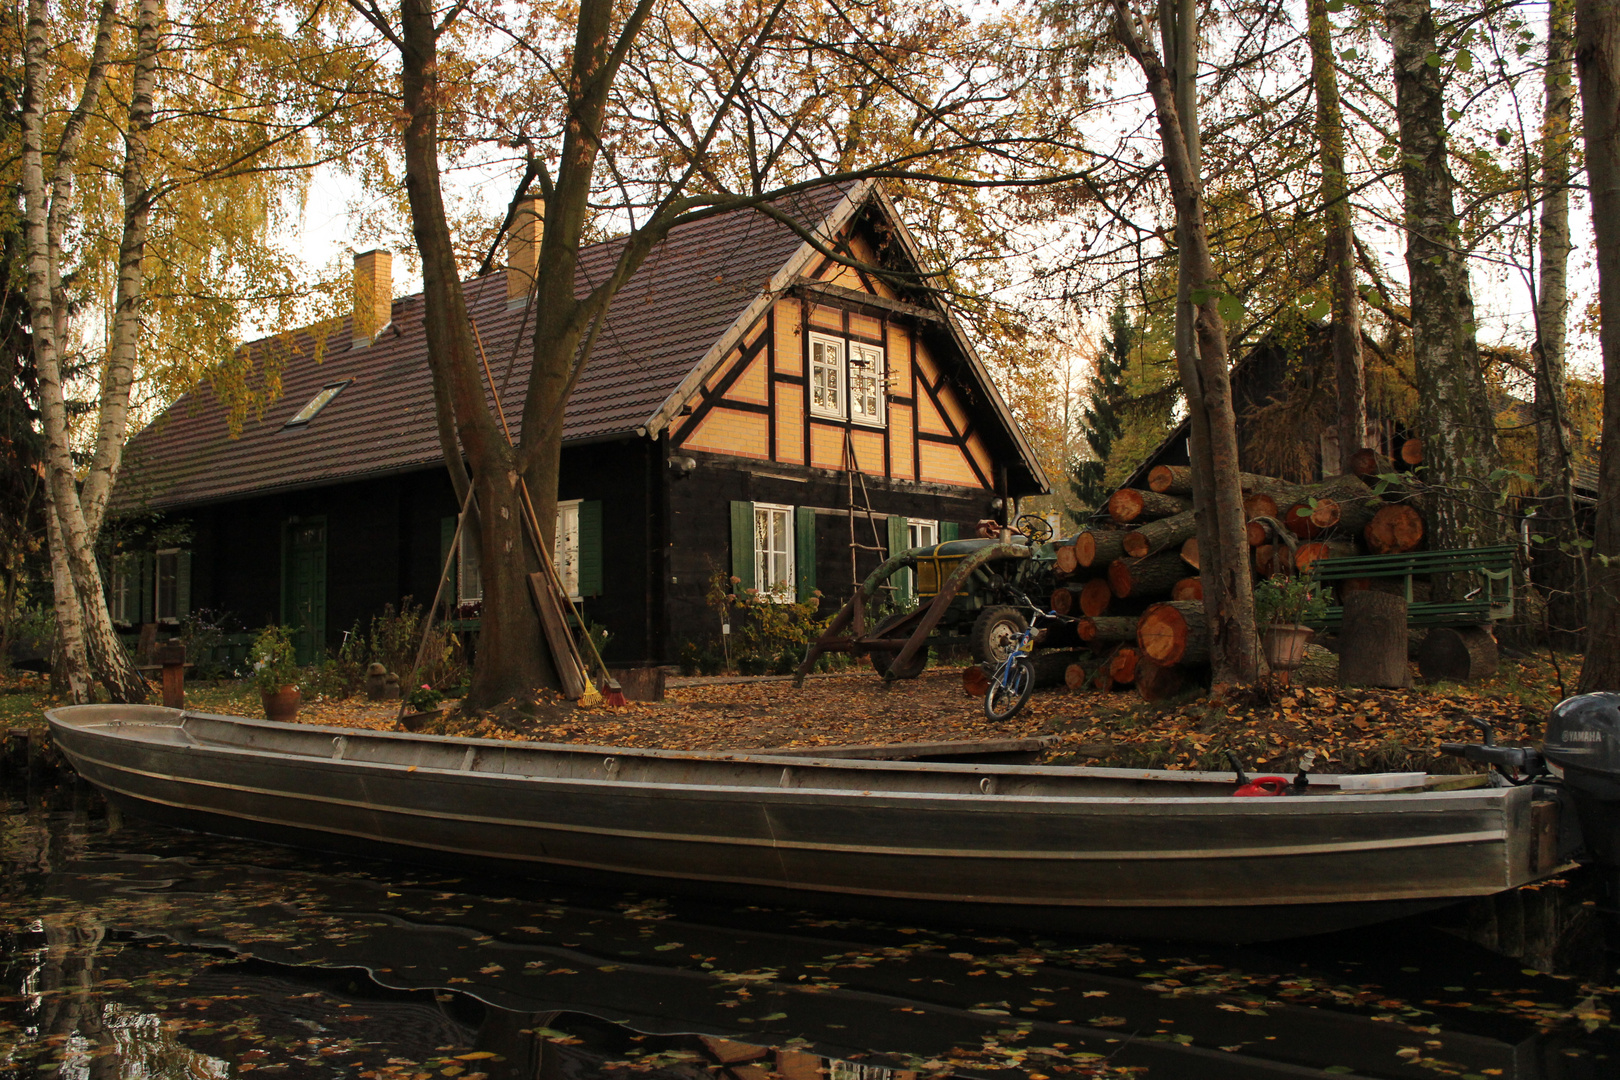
left=1557, top=730, right=1605, bottom=743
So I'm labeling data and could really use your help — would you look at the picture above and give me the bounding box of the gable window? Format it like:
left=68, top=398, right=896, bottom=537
left=753, top=503, right=795, bottom=597
left=809, top=334, right=843, bottom=418
left=556, top=500, right=581, bottom=599
left=849, top=343, right=885, bottom=425
left=284, top=380, right=350, bottom=427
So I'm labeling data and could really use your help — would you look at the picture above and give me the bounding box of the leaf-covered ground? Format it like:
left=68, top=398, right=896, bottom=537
left=4, top=646, right=1577, bottom=776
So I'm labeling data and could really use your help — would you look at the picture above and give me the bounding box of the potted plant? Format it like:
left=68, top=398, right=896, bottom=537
left=1252, top=575, right=1330, bottom=672
left=251, top=625, right=302, bottom=722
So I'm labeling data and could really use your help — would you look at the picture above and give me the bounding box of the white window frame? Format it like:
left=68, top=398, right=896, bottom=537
left=907, top=518, right=939, bottom=552
left=154, top=548, right=181, bottom=623
left=458, top=522, right=483, bottom=602
left=753, top=502, right=795, bottom=600
left=555, top=499, right=582, bottom=600
left=108, top=555, right=134, bottom=625
left=808, top=333, right=845, bottom=419
left=848, top=342, right=886, bottom=425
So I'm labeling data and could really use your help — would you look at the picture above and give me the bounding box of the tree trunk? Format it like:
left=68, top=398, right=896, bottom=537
left=1075, top=528, right=1130, bottom=567
left=1578, top=0, right=1620, bottom=691
left=1338, top=590, right=1411, bottom=687
left=1308, top=0, right=1367, bottom=470
left=1122, top=510, right=1198, bottom=558
left=1106, top=488, right=1191, bottom=524
left=1077, top=615, right=1137, bottom=644
left=1107, top=551, right=1188, bottom=598
left=1387, top=0, right=1511, bottom=572
left=1136, top=600, right=1209, bottom=665
left=41, top=486, right=92, bottom=703
left=19, top=0, right=145, bottom=704
left=397, top=0, right=555, bottom=707
left=1419, top=625, right=1499, bottom=684
left=1536, top=0, right=1585, bottom=649
left=1364, top=503, right=1426, bottom=553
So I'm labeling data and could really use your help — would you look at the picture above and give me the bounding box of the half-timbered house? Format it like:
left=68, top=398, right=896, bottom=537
left=109, top=180, right=1048, bottom=665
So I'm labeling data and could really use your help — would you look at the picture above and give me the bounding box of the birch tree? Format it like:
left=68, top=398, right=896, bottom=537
left=1577, top=0, right=1620, bottom=692
left=1384, top=0, right=1510, bottom=571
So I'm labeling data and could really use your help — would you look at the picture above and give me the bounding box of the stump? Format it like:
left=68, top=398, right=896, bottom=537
left=1171, top=576, right=1203, bottom=602
left=1135, top=658, right=1188, bottom=703
left=1107, top=489, right=1192, bottom=524
left=1122, top=510, right=1198, bottom=558
left=1364, top=503, right=1425, bottom=554
left=1136, top=601, right=1210, bottom=666
left=1107, top=551, right=1187, bottom=598
left=1076, top=615, right=1138, bottom=644
left=1108, top=646, right=1139, bottom=685
left=1338, top=590, right=1411, bottom=688
left=1075, top=529, right=1130, bottom=568
left=1418, top=626, right=1499, bottom=684
left=1079, top=577, right=1113, bottom=617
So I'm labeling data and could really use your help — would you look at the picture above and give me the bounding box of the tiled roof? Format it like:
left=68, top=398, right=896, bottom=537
left=114, top=184, right=856, bottom=513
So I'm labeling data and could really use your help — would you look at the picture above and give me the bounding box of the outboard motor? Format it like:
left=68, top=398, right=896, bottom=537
left=1542, top=692, right=1620, bottom=907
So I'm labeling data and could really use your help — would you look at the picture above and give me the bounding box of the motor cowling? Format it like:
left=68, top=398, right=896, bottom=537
left=1543, top=693, right=1620, bottom=890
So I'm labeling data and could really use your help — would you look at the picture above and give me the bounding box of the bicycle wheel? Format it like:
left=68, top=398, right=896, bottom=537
left=983, top=656, right=1035, bottom=722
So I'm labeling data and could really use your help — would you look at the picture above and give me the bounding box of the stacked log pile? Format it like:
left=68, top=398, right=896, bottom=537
left=1024, top=451, right=1426, bottom=705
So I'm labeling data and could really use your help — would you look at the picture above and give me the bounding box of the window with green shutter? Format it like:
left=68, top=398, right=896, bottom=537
left=886, top=515, right=910, bottom=601
left=940, top=521, right=959, bottom=542
left=795, top=506, right=816, bottom=602
left=730, top=501, right=755, bottom=592
left=577, top=500, right=603, bottom=597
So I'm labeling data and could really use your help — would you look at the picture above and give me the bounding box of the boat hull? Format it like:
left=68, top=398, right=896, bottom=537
left=46, top=706, right=1553, bottom=942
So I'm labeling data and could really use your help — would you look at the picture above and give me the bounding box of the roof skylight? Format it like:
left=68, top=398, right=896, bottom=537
left=284, top=381, right=350, bottom=427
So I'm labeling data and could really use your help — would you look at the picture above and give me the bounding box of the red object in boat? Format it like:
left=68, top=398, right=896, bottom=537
left=1234, top=776, right=1290, bottom=797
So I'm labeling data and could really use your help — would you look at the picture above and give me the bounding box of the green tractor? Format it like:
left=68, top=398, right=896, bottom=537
left=795, top=515, right=1066, bottom=682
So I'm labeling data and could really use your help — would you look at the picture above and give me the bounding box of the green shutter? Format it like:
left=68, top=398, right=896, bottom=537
left=176, top=551, right=192, bottom=619
left=578, top=500, right=603, bottom=597
left=730, top=501, right=755, bottom=592
left=795, top=506, right=817, bottom=603
left=887, top=515, right=910, bottom=602
left=439, top=516, right=458, bottom=601
left=940, top=521, right=959, bottom=542
left=138, top=552, right=154, bottom=624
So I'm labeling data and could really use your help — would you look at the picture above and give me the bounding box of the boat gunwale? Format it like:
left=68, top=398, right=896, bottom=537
left=45, top=705, right=1518, bottom=814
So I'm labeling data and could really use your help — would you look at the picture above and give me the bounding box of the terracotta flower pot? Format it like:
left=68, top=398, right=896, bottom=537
left=261, top=685, right=301, bottom=723
left=1263, top=624, right=1313, bottom=671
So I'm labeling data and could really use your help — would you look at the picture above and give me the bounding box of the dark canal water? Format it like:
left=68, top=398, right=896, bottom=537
left=2, top=775, right=1617, bottom=1080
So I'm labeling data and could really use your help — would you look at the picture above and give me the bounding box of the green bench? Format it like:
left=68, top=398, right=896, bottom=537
left=1306, top=545, right=1515, bottom=630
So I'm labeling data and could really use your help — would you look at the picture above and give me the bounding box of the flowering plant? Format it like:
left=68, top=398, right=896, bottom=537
left=249, top=626, right=300, bottom=694
left=405, top=683, right=444, bottom=711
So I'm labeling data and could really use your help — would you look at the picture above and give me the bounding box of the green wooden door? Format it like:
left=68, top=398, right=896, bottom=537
left=282, top=518, right=327, bottom=664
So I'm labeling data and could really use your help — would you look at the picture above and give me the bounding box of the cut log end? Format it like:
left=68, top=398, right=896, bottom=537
left=1180, top=536, right=1200, bottom=569
left=1349, top=447, right=1392, bottom=477
left=1417, top=626, right=1499, bottom=684
left=1050, top=587, right=1075, bottom=616
left=1064, top=662, right=1088, bottom=690
left=1400, top=437, right=1425, bottom=465
left=1109, top=646, right=1139, bottom=685
left=1171, top=576, right=1203, bottom=602
left=963, top=665, right=989, bottom=698
left=1054, top=545, right=1079, bottom=575
left=1080, top=577, right=1113, bottom=617
left=1364, top=503, right=1425, bottom=554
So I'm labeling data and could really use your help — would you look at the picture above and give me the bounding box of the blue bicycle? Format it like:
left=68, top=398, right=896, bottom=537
left=982, top=605, right=1057, bottom=722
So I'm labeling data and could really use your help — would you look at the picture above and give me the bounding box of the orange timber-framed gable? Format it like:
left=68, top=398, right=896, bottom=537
left=670, top=219, right=996, bottom=491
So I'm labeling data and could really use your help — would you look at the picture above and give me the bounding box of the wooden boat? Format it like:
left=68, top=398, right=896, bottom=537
left=44, top=704, right=1569, bottom=942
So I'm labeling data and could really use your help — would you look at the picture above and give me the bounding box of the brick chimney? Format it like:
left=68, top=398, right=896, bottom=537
left=507, top=196, right=544, bottom=308
left=352, top=249, right=392, bottom=348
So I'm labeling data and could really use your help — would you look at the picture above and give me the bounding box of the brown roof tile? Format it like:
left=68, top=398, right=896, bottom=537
left=115, top=185, right=854, bottom=512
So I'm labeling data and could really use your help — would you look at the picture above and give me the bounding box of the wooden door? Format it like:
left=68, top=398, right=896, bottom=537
left=282, top=518, right=327, bottom=664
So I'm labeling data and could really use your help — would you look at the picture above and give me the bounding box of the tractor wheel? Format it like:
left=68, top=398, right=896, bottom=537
left=971, top=606, right=1028, bottom=666
left=868, top=611, right=927, bottom=679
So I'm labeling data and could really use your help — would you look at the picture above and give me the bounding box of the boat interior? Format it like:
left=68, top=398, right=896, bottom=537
left=48, top=705, right=1484, bottom=800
